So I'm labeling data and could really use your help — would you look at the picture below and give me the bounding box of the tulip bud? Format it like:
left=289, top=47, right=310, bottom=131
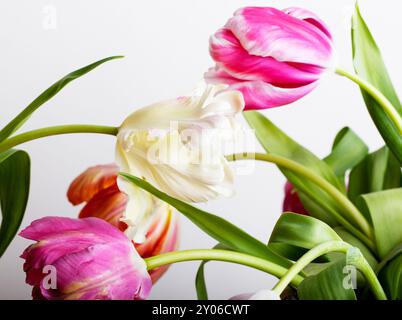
left=20, top=217, right=152, bottom=300
left=67, top=164, right=179, bottom=282
left=283, top=182, right=309, bottom=215
left=206, top=6, right=333, bottom=110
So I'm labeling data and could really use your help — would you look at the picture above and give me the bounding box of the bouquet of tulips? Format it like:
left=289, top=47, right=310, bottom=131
left=0, top=3, right=401, bottom=300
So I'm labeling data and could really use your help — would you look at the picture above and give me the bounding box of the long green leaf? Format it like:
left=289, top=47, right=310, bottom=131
left=195, top=243, right=229, bottom=300
left=268, top=213, right=342, bottom=262
left=348, top=147, right=401, bottom=205
left=195, top=261, right=208, bottom=300
left=298, top=258, right=357, bottom=300
left=324, top=127, right=368, bottom=179
left=352, top=3, right=402, bottom=163
left=0, top=149, right=30, bottom=257
left=0, top=56, right=123, bottom=143
left=244, top=111, right=343, bottom=226
left=357, top=189, right=402, bottom=258
left=120, top=173, right=291, bottom=268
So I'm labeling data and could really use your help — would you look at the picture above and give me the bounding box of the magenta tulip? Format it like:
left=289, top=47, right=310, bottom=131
left=205, top=6, right=333, bottom=110
left=20, top=217, right=152, bottom=300
left=283, top=182, right=309, bottom=215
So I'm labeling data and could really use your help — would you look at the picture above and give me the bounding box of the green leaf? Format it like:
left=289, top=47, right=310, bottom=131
left=376, top=244, right=402, bottom=274
left=296, top=192, right=337, bottom=226
left=195, top=243, right=229, bottom=300
left=0, top=149, right=30, bottom=257
left=357, top=189, right=402, bottom=258
left=120, top=173, right=291, bottom=268
left=0, top=56, right=123, bottom=143
left=348, top=147, right=401, bottom=204
left=195, top=261, right=208, bottom=300
left=352, top=3, right=402, bottom=163
left=378, top=253, right=402, bottom=300
left=268, top=213, right=342, bottom=261
left=324, top=127, right=368, bottom=179
left=244, top=111, right=343, bottom=226
left=298, top=258, right=357, bottom=300
left=334, top=227, right=378, bottom=269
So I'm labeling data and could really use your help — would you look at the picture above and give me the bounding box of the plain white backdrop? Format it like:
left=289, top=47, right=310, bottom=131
left=0, top=0, right=399, bottom=299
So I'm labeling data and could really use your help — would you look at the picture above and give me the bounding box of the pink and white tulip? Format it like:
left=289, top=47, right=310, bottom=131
left=20, top=217, right=152, bottom=300
left=67, top=164, right=179, bottom=282
left=206, top=7, right=333, bottom=110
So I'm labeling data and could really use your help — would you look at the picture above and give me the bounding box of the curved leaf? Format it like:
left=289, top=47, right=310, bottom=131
left=120, top=173, right=291, bottom=268
left=0, top=149, right=30, bottom=257
left=244, top=111, right=344, bottom=226
left=0, top=56, right=123, bottom=143
left=352, top=3, right=402, bottom=163
left=357, top=188, right=402, bottom=258
left=348, top=147, right=401, bottom=204
left=268, top=213, right=342, bottom=261
left=298, top=258, right=357, bottom=300
left=324, top=127, right=368, bottom=179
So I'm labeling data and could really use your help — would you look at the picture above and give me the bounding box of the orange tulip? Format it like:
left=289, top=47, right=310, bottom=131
left=67, top=164, right=179, bottom=283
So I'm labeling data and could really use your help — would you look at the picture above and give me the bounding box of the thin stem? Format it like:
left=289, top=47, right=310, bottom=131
left=227, top=153, right=374, bottom=251
left=335, top=68, right=402, bottom=134
left=347, top=247, right=388, bottom=301
left=145, top=249, right=304, bottom=287
left=272, top=241, right=387, bottom=300
left=0, top=124, right=118, bottom=153
left=273, top=241, right=350, bottom=295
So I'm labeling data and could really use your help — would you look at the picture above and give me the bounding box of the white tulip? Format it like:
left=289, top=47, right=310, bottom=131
left=116, top=84, right=244, bottom=242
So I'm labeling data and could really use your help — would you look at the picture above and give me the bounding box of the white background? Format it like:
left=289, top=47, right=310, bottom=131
left=0, top=0, right=398, bottom=299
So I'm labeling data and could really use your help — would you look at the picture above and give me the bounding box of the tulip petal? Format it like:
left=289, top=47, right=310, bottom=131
left=116, top=84, right=243, bottom=240
left=284, top=7, right=332, bottom=39
left=79, top=184, right=128, bottom=231
left=283, top=182, right=309, bottom=215
left=20, top=217, right=152, bottom=300
left=43, top=242, right=151, bottom=300
left=119, top=84, right=243, bottom=132
left=20, top=216, right=125, bottom=242
left=136, top=205, right=179, bottom=282
left=206, top=66, right=318, bottom=110
left=210, top=29, right=323, bottom=87
left=67, top=164, right=118, bottom=205
left=118, top=129, right=234, bottom=202
left=228, top=7, right=332, bottom=66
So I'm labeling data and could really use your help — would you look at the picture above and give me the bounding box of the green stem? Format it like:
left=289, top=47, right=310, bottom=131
left=0, top=124, right=118, bottom=153
left=227, top=153, right=374, bottom=251
left=145, top=249, right=304, bottom=287
left=335, top=68, right=402, bottom=134
left=272, top=241, right=387, bottom=300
